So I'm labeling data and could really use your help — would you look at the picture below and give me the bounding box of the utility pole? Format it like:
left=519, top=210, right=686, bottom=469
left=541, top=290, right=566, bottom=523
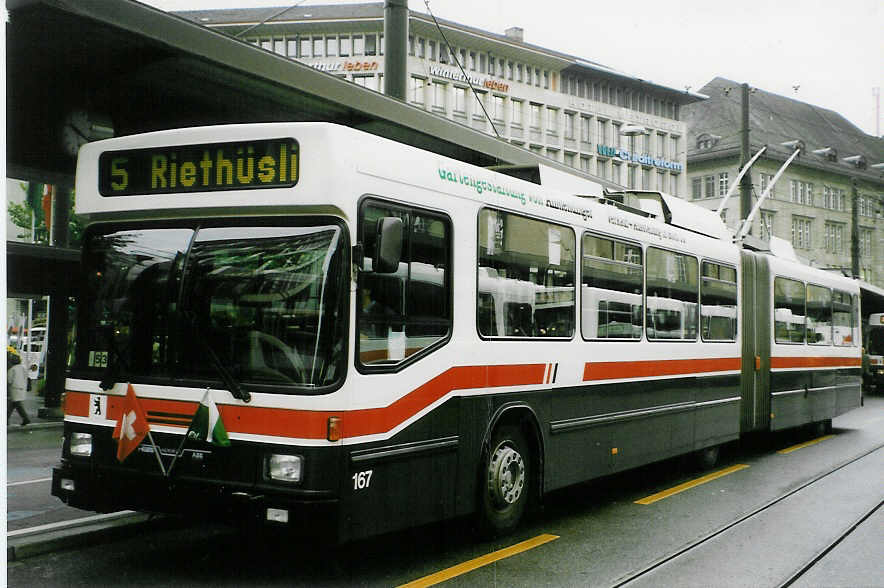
left=739, top=83, right=752, bottom=224
left=383, top=0, right=408, bottom=101
left=850, top=178, right=860, bottom=279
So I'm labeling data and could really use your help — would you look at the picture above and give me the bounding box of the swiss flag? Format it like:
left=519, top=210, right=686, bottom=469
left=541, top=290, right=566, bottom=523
left=112, top=383, right=150, bottom=462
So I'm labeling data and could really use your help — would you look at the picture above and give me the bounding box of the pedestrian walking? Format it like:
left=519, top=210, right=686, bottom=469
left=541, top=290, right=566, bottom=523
left=7, top=351, right=31, bottom=426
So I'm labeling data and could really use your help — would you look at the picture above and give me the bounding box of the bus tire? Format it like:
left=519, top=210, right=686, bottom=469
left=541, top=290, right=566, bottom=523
left=479, top=424, right=530, bottom=535
left=695, top=444, right=720, bottom=470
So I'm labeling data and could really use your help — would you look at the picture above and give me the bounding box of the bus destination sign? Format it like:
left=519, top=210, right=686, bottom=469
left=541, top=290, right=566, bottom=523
left=98, top=138, right=299, bottom=196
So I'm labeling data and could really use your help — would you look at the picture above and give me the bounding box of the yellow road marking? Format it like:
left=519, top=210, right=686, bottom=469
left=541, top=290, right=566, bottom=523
left=777, top=434, right=835, bottom=454
left=398, top=533, right=559, bottom=588
left=635, top=464, right=750, bottom=505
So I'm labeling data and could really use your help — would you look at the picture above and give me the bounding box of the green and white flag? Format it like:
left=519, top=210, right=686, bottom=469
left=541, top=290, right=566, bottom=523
left=186, top=389, right=230, bottom=447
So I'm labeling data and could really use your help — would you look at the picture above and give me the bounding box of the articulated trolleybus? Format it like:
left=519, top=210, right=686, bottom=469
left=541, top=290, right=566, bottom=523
left=53, top=123, right=862, bottom=541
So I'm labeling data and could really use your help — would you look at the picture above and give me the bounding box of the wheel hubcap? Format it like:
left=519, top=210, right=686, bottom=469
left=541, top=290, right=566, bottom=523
left=488, top=443, right=526, bottom=508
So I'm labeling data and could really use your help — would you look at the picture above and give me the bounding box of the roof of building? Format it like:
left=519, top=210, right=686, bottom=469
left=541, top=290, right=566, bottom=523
left=176, top=3, right=706, bottom=104
left=684, top=77, right=884, bottom=181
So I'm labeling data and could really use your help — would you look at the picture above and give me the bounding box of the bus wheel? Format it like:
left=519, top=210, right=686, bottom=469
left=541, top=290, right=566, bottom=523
left=480, top=425, right=530, bottom=535
left=695, top=445, right=720, bottom=470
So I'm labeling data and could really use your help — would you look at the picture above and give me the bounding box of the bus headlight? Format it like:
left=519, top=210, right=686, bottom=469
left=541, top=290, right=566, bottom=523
left=70, top=432, right=93, bottom=457
left=266, top=454, right=302, bottom=483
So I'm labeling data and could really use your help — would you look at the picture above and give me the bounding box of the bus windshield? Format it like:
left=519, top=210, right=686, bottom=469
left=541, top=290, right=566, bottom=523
left=869, top=326, right=884, bottom=356
left=71, top=222, right=347, bottom=393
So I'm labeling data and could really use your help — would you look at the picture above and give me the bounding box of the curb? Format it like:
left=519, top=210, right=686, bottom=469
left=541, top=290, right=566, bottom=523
left=6, top=421, right=64, bottom=434
left=6, top=511, right=176, bottom=561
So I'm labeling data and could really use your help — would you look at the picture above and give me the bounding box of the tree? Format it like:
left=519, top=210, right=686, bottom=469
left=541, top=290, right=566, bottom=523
left=6, top=182, right=83, bottom=247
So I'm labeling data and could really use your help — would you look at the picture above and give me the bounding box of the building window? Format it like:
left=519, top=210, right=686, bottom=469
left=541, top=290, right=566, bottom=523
left=312, top=37, right=324, bottom=57
left=432, top=82, right=447, bottom=112
left=491, top=94, right=505, bottom=122
left=530, top=103, right=541, bottom=128
left=547, top=108, right=559, bottom=133
left=760, top=211, right=774, bottom=241
left=564, top=112, right=575, bottom=140
left=428, top=40, right=436, bottom=61
left=564, top=152, right=575, bottom=168
left=286, top=39, right=297, bottom=57
left=352, top=74, right=375, bottom=89
left=364, top=34, right=377, bottom=55
left=824, top=222, right=844, bottom=254
left=641, top=168, right=650, bottom=190
left=597, top=119, right=607, bottom=145
left=669, top=136, right=678, bottom=160
left=612, top=123, right=622, bottom=148
left=759, top=173, right=774, bottom=198
left=692, top=177, right=702, bottom=200
left=340, top=35, right=351, bottom=56
left=439, top=44, right=449, bottom=64
left=658, top=170, right=666, bottom=193
left=791, top=216, right=813, bottom=250
left=704, top=175, right=714, bottom=199
left=410, top=76, right=426, bottom=106
left=353, top=35, right=365, bottom=55
left=596, top=158, right=608, bottom=180
left=790, top=180, right=814, bottom=205
left=453, top=86, right=467, bottom=114
left=718, top=172, right=729, bottom=197
left=670, top=173, right=679, bottom=197
left=580, top=116, right=591, bottom=143
left=860, top=229, right=873, bottom=258
left=511, top=100, right=523, bottom=126
left=326, top=36, right=338, bottom=57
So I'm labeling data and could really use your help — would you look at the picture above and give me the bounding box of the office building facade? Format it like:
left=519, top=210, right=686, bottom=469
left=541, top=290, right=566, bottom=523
left=179, top=3, right=705, bottom=196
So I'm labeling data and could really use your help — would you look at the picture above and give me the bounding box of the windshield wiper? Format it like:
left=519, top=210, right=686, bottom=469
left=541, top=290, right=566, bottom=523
left=182, top=310, right=251, bottom=403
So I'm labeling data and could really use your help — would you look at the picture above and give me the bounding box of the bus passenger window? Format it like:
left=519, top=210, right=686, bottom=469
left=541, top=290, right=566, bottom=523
left=700, top=262, right=737, bottom=342
left=477, top=209, right=575, bottom=339
left=806, top=284, right=832, bottom=345
left=357, top=202, right=451, bottom=368
left=581, top=234, right=643, bottom=339
left=832, top=290, right=855, bottom=346
left=774, top=277, right=805, bottom=344
left=646, top=248, right=698, bottom=341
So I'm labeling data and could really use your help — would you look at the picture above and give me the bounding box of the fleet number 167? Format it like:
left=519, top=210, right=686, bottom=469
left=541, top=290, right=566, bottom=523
left=352, top=470, right=373, bottom=490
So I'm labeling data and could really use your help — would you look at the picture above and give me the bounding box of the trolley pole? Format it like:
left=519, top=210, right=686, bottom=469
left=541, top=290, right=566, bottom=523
left=383, top=0, right=408, bottom=101
left=739, top=83, right=752, bottom=224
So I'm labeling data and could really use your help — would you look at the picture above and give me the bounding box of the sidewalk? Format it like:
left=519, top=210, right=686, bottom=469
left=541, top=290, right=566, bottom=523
left=6, top=389, right=63, bottom=433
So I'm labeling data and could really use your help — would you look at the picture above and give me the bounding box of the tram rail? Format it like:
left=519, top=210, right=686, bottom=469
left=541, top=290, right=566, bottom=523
left=611, top=443, right=884, bottom=587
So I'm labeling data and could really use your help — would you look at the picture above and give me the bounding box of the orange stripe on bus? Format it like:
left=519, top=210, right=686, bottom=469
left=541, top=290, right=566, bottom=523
left=63, top=363, right=548, bottom=440
left=770, top=356, right=861, bottom=369
left=583, top=357, right=741, bottom=381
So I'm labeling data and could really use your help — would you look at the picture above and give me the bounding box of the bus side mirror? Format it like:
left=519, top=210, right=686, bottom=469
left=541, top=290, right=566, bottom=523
left=374, top=217, right=403, bottom=274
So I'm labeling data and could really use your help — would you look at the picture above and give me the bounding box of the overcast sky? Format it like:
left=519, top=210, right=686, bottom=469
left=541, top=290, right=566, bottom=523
left=144, top=0, right=883, bottom=136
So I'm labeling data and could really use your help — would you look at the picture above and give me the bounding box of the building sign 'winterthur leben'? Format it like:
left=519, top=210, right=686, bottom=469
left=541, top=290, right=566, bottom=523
left=428, top=65, right=510, bottom=93
left=597, top=145, right=683, bottom=171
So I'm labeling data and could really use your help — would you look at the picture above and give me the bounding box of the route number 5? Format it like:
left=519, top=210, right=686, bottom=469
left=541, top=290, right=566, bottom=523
left=352, top=470, right=373, bottom=490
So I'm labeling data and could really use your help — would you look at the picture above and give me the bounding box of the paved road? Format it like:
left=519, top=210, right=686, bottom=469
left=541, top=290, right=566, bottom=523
left=7, top=395, right=884, bottom=586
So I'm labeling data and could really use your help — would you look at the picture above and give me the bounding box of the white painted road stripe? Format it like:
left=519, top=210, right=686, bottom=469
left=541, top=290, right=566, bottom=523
left=7, top=477, right=52, bottom=487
